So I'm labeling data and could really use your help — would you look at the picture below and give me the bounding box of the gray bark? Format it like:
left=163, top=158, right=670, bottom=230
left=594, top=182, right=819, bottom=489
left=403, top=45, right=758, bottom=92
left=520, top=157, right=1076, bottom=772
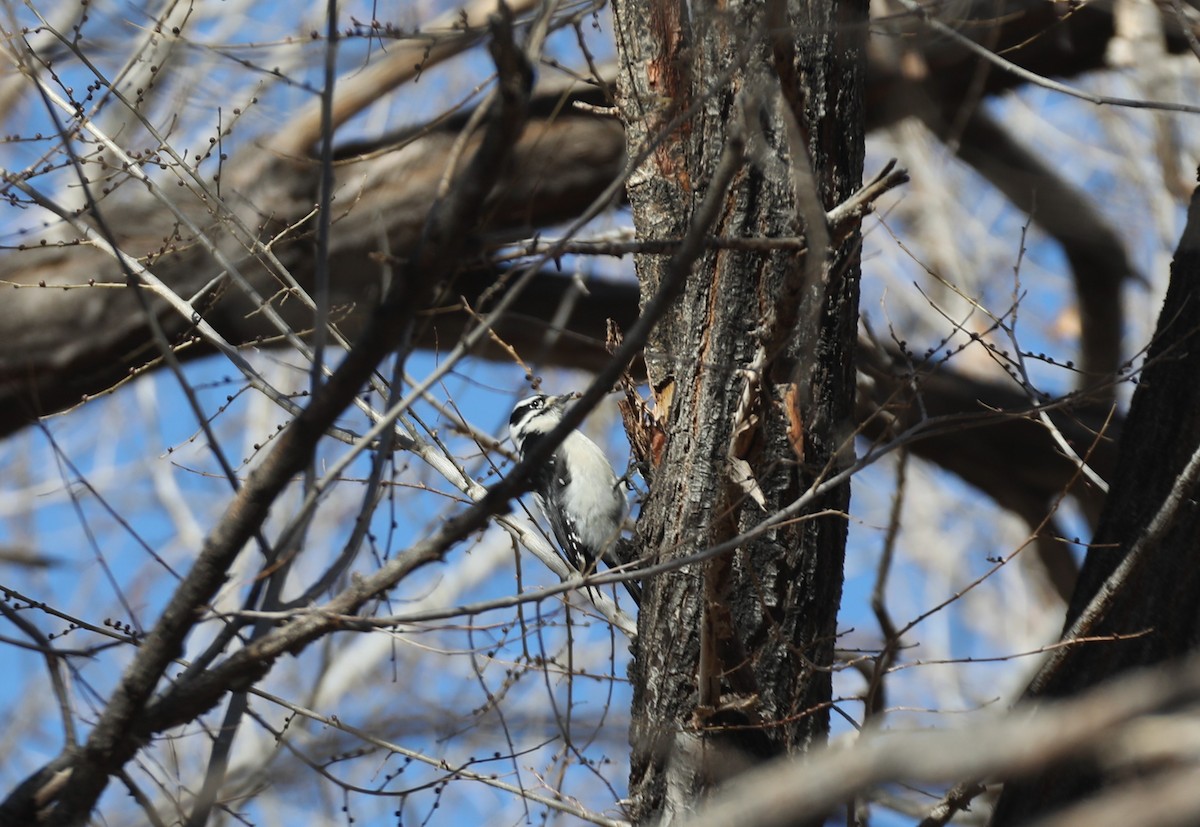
left=609, top=0, right=867, bottom=821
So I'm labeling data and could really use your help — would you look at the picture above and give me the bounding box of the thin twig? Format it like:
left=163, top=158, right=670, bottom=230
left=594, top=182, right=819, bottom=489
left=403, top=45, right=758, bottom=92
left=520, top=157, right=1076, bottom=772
left=894, top=0, right=1200, bottom=116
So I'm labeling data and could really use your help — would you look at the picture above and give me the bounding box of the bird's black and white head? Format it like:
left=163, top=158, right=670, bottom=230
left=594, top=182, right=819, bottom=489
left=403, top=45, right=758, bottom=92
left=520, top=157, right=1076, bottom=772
left=509, top=392, right=576, bottom=449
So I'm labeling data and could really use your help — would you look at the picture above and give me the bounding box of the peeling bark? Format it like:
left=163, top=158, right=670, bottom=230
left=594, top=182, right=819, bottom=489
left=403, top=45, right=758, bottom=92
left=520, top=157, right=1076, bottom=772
left=610, top=0, right=867, bottom=821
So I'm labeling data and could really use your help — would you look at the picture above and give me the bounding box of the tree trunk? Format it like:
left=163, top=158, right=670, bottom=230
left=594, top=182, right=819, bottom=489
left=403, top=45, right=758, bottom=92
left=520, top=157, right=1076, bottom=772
left=990, top=175, right=1200, bottom=824
left=609, top=0, right=867, bottom=821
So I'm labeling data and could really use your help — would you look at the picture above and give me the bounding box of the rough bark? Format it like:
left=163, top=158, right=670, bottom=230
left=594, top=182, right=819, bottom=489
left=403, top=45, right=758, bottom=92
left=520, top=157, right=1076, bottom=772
left=989, top=174, right=1200, bottom=824
left=610, top=0, right=866, bottom=821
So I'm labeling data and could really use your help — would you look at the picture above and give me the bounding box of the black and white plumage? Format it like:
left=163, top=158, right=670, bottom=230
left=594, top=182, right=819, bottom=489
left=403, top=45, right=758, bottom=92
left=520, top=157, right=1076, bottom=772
left=509, top=393, right=638, bottom=605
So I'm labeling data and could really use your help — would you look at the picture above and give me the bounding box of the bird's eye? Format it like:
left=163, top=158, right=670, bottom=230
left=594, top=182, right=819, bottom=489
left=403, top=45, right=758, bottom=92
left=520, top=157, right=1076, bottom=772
left=532, top=398, right=544, bottom=409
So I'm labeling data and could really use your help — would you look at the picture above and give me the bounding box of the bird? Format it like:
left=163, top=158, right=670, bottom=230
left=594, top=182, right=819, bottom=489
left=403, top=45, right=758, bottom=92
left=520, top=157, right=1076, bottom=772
left=509, top=392, right=640, bottom=606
